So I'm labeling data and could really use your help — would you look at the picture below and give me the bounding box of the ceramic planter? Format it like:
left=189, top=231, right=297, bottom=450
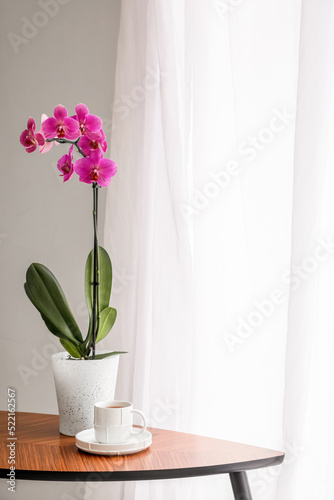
left=52, top=351, right=120, bottom=436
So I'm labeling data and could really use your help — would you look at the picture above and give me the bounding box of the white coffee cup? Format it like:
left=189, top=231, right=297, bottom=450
left=94, top=400, right=147, bottom=444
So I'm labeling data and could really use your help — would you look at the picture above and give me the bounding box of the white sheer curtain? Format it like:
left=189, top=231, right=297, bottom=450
left=102, top=0, right=334, bottom=499
left=104, top=0, right=194, bottom=426
left=277, top=1, right=334, bottom=499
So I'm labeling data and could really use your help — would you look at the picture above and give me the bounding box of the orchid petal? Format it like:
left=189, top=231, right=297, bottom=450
left=20, top=129, right=29, bottom=146
left=77, top=136, right=92, bottom=156
left=86, top=129, right=102, bottom=141
left=27, top=117, right=36, bottom=135
left=63, top=171, right=74, bottom=182
left=85, top=114, right=103, bottom=133
left=99, top=158, right=117, bottom=175
left=74, top=157, right=95, bottom=184
left=39, top=141, right=53, bottom=154
left=64, top=117, right=80, bottom=133
left=78, top=171, right=95, bottom=184
left=57, top=146, right=74, bottom=182
left=26, top=143, right=37, bottom=153
left=89, top=149, right=103, bottom=164
left=98, top=159, right=117, bottom=184
left=54, top=105, right=68, bottom=122
left=74, top=157, right=94, bottom=174
left=65, top=130, right=81, bottom=140
left=42, top=117, right=58, bottom=137
left=63, top=117, right=80, bottom=140
left=68, top=132, right=81, bottom=141
left=57, top=153, right=69, bottom=170
left=96, top=173, right=111, bottom=187
left=35, top=133, right=45, bottom=146
left=75, top=103, right=89, bottom=122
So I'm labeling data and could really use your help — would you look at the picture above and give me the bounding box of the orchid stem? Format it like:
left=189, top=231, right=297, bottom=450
left=91, top=182, right=100, bottom=360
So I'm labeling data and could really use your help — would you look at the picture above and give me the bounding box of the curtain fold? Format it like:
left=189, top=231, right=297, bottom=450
left=104, top=0, right=194, bottom=429
left=277, top=1, right=334, bottom=499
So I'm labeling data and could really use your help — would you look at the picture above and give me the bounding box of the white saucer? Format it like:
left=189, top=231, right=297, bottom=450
left=75, top=428, right=152, bottom=455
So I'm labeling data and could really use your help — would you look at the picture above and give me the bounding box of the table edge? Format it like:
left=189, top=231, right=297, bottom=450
left=0, top=455, right=284, bottom=482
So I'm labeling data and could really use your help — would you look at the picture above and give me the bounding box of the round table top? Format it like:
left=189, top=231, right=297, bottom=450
left=0, top=412, right=284, bottom=481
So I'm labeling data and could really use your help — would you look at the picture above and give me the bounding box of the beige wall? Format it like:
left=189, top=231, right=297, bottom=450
left=1, top=0, right=121, bottom=417
left=1, top=1, right=121, bottom=496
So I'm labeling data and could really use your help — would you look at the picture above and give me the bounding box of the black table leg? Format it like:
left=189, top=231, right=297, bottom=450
left=229, top=471, right=253, bottom=500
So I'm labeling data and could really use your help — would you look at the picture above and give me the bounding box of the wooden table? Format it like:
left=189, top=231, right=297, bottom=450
left=0, top=412, right=284, bottom=499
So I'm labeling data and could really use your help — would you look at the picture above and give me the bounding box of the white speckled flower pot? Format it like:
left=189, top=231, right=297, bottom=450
left=52, top=351, right=120, bottom=436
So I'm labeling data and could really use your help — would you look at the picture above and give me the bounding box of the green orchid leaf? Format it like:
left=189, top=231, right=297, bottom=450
left=85, top=246, right=112, bottom=315
left=59, top=339, right=82, bottom=358
left=39, top=311, right=71, bottom=341
left=24, top=263, right=83, bottom=344
left=84, top=246, right=113, bottom=344
left=86, top=351, right=127, bottom=360
left=96, top=307, right=117, bottom=343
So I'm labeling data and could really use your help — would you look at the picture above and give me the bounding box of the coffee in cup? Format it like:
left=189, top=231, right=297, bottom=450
left=94, top=401, right=147, bottom=444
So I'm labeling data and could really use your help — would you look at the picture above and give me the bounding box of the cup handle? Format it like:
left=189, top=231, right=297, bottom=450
left=131, top=409, right=147, bottom=435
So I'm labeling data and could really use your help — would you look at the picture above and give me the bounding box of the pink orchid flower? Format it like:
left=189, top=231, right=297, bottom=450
left=42, top=105, right=80, bottom=140
left=78, top=129, right=108, bottom=156
left=38, top=114, right=59, bottom=153
left=20, top=117, right=45, bottom=153
left=57, top=145, right=74, bottom=182
left=72, top=103, right=103, bottom=140
left=74, top=149, right=117, bottom=187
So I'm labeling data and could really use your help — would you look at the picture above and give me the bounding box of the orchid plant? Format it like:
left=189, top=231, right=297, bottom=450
left=20, top=104, right=124, bottom=361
